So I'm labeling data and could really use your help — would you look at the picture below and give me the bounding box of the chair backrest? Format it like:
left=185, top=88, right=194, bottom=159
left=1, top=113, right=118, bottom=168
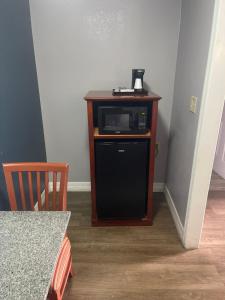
left=3, top=162, right=69, bottom=211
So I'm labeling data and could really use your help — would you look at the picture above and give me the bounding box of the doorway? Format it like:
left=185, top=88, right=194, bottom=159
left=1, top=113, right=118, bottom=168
left=200, top=106, right=225, bottom=247
left=201, top=133, right=225, bottom=244
left=213, top=103, right=225, bottom=179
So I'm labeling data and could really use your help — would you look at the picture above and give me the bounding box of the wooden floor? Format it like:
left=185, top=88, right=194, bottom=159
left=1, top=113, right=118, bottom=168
left=210, top=171, right=225, bottom=191
left=64, top=190, right=225, bottom=300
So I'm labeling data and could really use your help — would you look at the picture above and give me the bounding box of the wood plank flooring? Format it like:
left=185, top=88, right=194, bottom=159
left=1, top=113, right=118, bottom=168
left=209, top=171, right=225, bottom=191
left=64, top=191, right=225, bottom=300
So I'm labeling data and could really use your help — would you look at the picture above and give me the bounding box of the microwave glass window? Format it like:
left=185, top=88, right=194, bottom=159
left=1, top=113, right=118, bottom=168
left=97, top=105, right=149, bottom=134
left=104, top=113, right=130, bottom=131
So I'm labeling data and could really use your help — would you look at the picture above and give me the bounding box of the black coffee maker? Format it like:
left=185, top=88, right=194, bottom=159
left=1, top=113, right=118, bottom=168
left=112, top=68, right=147, bottom=96
left=132, top=69, right=145, bottom=91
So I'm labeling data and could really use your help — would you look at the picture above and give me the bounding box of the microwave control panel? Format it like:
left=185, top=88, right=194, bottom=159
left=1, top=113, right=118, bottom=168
left=138, top=111, right=147, bottom=130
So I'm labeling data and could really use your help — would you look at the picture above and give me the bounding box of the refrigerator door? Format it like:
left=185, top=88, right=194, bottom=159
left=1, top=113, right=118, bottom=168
left=95, top=140, right=149, bottom=219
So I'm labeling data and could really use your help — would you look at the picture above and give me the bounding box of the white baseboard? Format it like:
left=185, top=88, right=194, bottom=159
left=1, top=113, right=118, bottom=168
left=36, top=182, right=185, bottom=247
left=67, top=182, right=91, bottom=192
left=153, top=182, right=165, bottom=192
left=48, top=182, right=91, bottom=192
left=164, top=185, right=184, bottom=245
left=67, top=181, right=165, bottom=192
left=66, top=182, right=164, bottom=192
left=34, top=190, right=46, bottom=210
left=48, top=181, right=165, bottom=193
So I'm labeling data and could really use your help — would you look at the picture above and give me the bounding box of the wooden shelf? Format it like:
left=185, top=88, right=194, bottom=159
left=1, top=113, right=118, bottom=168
left=94, top=128, right=151, bottom=139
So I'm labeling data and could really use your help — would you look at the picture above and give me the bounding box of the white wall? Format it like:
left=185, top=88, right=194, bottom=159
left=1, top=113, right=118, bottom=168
left=29, top=0, right=181, bottom=182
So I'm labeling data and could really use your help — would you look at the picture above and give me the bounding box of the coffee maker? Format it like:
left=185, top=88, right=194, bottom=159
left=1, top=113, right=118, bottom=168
left=112, top=68, right=147, bottom=96
left=132, top=69, right=145, bottom=91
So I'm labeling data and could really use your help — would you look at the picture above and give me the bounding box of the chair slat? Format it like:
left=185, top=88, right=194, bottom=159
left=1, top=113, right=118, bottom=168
left=28, top=172, right=35, bottom=210
left=36, top=172, right=42, bottom=210
left=59, top=171, right=67, bottom=211
left=3, top=170, right=17, bottom=210
left=52, top=172, right=57, bottom=210
left=45, top=172, right=49, bottom=210
left=18, top=172, right=26, bottom=210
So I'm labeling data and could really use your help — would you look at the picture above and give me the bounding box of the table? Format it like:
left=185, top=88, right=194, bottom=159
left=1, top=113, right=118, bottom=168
left=0, top=211, right=71, bottom=300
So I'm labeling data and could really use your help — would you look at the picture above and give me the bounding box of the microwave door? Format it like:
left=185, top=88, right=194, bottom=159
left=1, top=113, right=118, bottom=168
left=103, top=110, right=132, bottom=134
left=129, top=111, right=136, bottom=131
left=117, top=112, right=132, bottom=133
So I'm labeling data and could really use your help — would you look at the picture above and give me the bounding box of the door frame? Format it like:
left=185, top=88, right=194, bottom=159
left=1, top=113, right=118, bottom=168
left=213, top=103, right=225, bottom=178
left=183, top=0, right=225, bottom=249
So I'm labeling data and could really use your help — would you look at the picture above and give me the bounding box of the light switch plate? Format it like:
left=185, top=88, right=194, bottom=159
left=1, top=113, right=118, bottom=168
left=190, top=96, right=198, bottom=113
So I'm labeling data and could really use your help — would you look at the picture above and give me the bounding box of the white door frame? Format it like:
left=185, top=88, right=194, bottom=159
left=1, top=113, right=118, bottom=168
left=183, top=0, right=225, bottom=249
left=213, top=102, right=225, bottom=178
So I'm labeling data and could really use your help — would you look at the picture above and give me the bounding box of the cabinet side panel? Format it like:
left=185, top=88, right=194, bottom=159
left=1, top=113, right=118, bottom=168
left=147, top=101, right=158, bottom=222
left=87, top=101, right=97, bottom=222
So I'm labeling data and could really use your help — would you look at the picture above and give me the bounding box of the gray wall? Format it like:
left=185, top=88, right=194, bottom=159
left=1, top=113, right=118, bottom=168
left=29, top=0, right=181, bottom=182
left=0, top=0, right=46, bottom=210
left=166, top=0, right=215, bottom=225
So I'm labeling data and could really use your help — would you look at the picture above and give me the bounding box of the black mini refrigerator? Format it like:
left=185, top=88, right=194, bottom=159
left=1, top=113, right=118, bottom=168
left=95, top=140, right=149, bottom=219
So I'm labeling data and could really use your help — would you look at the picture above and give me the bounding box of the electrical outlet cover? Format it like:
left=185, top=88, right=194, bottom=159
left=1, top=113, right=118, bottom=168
left=190, top=96, right=198, bottom=113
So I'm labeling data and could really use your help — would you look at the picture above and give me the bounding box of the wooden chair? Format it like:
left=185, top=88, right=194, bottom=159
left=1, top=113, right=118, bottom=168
left=3, top=162, right=73, bottom=300
left=3, top=162, right=68, bottom=211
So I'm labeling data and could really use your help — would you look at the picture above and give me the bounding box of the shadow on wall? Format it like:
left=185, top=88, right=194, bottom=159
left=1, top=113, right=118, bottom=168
left=156, top=111, right=169, bottom=183
left=144, top=82, right=169, bottom=183
left=0, top=169, right=9, bottom=210
left=0, top=0, right=46, bottom=210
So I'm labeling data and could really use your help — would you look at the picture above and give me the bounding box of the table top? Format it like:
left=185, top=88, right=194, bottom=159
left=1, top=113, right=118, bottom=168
left=0, top=211, right=71, bottom=300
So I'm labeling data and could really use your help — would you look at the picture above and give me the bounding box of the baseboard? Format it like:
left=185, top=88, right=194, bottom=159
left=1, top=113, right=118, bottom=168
left=67, top=182, right=91, bottom=192
left=153, top=182, right=165, bottom=192
left=36, top=183, right=184, bottom=246
left=65, top=182, right=164, bottom=192
left=39, top=181, right=184, bottom=246
left=48, top=181, right=164, bottom=192
left=48, top=182, right=91, bottom=192
left=164, top=185, right=184, bottom=245
left=34, top=190, right=46, bottom=210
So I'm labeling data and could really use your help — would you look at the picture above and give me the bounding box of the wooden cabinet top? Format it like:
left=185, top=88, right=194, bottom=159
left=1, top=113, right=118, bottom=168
left=84, top=90, right=161, bottom=102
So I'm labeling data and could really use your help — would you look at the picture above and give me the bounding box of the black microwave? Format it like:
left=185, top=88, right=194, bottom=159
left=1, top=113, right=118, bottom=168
left=98, top=106, right=148, bottom=134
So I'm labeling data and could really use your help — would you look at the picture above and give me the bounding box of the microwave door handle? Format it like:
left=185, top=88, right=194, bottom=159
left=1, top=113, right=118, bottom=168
left=128, top=112, right=132, bottom=129
left=129, top=112, right=135, bottom=129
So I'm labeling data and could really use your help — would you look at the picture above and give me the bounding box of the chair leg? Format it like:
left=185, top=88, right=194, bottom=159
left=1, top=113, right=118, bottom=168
left=69, top=259, right=74, bottom=278
left=69, top=267, right=73, bottom=277
left=48, top=289, right=61, bottom=300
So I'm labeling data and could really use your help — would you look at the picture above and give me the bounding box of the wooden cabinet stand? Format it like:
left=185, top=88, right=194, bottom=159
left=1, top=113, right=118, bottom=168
left=84, top=90, right=161, bottom=226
